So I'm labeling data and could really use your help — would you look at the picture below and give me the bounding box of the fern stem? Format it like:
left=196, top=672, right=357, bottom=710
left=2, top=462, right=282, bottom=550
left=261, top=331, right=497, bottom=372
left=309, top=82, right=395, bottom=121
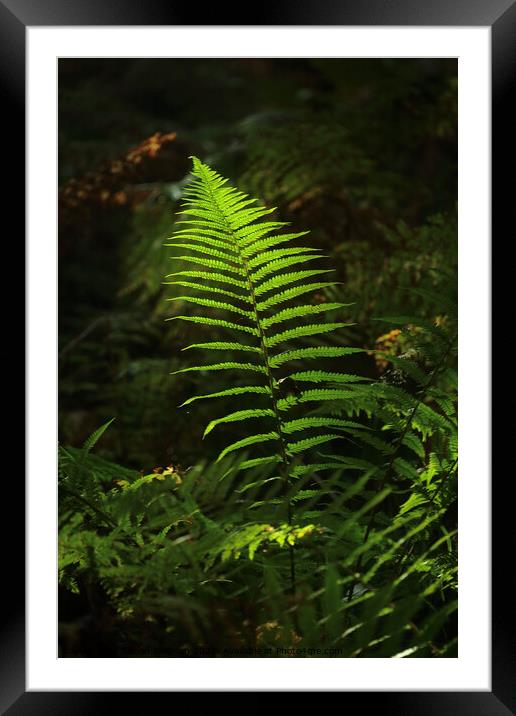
left=198, top=163, right=296, bottom=593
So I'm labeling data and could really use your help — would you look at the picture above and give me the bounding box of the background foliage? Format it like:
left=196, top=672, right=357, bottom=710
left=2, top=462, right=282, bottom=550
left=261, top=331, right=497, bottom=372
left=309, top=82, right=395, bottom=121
left=58, top=58, right=457, bottom=658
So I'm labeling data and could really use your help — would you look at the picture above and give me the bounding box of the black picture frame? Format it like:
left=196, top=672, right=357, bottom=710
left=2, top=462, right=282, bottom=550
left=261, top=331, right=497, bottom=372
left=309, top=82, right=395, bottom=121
left=6, top=0, right=508, bottom=710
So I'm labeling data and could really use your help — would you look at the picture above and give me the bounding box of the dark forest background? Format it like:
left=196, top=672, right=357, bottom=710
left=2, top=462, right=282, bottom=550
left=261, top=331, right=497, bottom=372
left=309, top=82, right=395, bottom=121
left=59, top=57, right=457, bottom=474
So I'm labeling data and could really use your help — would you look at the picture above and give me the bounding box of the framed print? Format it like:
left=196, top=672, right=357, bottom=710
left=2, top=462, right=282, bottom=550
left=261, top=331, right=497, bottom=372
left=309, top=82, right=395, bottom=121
left=4, top=0, right=509, bottom=709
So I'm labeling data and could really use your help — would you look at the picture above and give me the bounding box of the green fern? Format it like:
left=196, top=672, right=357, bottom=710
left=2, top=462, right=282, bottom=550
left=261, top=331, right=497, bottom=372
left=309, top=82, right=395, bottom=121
left=165, top=158, right=363, bottom=523
left=58, top=163, right=457, bottom=659
left=58, top=415, right=457, bottom=656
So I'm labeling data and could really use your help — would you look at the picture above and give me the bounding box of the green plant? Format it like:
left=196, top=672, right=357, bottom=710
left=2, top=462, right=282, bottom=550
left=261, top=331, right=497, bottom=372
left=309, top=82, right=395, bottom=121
left=57, top=60, right=458, bottom=660
left=164, top=157, right=374, bottom=589
left=59, top=159, right=457, bottom=659
left=58, top=419, right=457, bottom=657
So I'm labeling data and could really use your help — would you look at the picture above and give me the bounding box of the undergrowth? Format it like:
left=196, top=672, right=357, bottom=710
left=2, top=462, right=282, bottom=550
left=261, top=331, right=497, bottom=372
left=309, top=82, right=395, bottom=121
left=59, top=159, right=457, bottom=658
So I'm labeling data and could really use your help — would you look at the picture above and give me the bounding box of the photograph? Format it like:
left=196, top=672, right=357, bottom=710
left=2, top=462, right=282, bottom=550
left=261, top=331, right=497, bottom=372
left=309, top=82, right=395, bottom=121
left=3, top=0, right=502, bottom=702
left=57, top=57, right=459, bottom=659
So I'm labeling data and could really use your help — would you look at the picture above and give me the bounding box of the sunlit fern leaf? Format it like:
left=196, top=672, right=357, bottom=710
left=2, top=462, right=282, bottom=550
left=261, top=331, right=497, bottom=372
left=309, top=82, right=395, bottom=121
left=256, top=282, right=341, bottom=311
left=290, top=462, right=353, bottom=478
left=168, top=296, right=254, bottom=318
left=288, top=371, right=369, bottom=384
left=204, top=409, right=276, bottom=437
left=182, top=342, right=261, bottom=354
left=163, top=280, right=252, bottom=304
left=253, top=269, right=334, bottom=296
left=180, top=385, right=271, bottom=407
left=165, top=157, right=364, bottom=481
left=236, top=222, right=289, bottom=244
left=216, top=432, right=280, bottom=462
left=165, top=242, right=239, bottom=262
left=247, top=246, right=320, bottom=268
left=281, top=417, right=369, bottom=435
left=261, top=303, right=352, bottom=330
left=277, top=388, right=364, bottom=411
left=241, top=231, right=309, bottom=257
left=169, top=254, right=245, bottom=275
left=165, top=270, right=248, bottom=289
left=251, top=255, right=326, bottom=284
left=167, top=315, right=259, bottom=336
left=270, top=346, right=364, bottom=368
left=172, top=362, right=267, bottom=376
left=237, top=455, right=281, bottom=471
left=287, top=434, right=344, bottom=456
left=165, top=233, right=238, bottom=254
left=265, top=322, right=352, bottom=348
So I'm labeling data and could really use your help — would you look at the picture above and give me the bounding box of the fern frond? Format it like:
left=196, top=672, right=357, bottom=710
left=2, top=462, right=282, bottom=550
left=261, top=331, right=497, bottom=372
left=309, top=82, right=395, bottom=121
left=171, top=225, right=234, bottom=241
left=182, top=342, right=261, bottom=354
left=281, top=417, right=368, bottom=435
left=247, top=246, right=319, bottom=269
left=318, top=453, right=380, bottom=471
left=277, top=389, right=361, bottom=411
left=165, top=232, right=237, bottom=254
left=251, top=254, right=326, bottom=284
left=167, top=296, right=254, bottom=319
left=270, top=347, right=364, bottom=368
left=241, top=231, right=309, bottom=257
left=82, top=418, right=115, bottom=454
left=170, top=255, right=245, bottom=276
left=289, top=371, right=368, bottom=384
left=204, top=409, right=276, bottom=437
left=217, top=432, right=280, bottom=462
left=236, top=222, right=289, bottom=244
left=166, top=158, right=363, bottom=516
left=254, top=269, right=334, bottom=296
left=180, top=385, right=271, bottom=407
left=165, top=242, right=238, bottom=263
left=237, top=455, right=281, bottom=471
left=165, top=270, right=247, bottom=289
left=287, top=434, right=344, bottom=455
left=290, top=463, right=352, bottom=477
left=265, top=322, right=350, bottom=348
left=163, top=280, right=251, bottom=304
left=261, top=303, right=351, bottom=330
left=172, top=362, right=266, bottom=376
left=401, top=433, right=426, bottom=459
left=256, top=282, right=341, bottom=311
left=167, top=315, right=259, bottom=336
